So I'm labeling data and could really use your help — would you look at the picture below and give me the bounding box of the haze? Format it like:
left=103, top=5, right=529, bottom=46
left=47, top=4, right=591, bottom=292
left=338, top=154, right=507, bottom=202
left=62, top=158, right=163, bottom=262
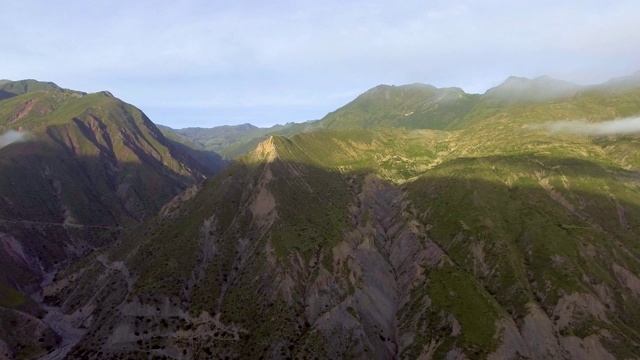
left=2, top=0, right=639, bottom=127
left=0, top=130, right=30, bottom=149
left=538, top=117, right=640, bottom=136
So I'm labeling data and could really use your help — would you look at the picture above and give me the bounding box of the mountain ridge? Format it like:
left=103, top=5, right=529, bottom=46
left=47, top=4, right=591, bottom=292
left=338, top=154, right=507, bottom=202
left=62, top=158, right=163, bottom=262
left=160, top=70, right=640, bottom=159
left=0, top=80, right=227, bottom=358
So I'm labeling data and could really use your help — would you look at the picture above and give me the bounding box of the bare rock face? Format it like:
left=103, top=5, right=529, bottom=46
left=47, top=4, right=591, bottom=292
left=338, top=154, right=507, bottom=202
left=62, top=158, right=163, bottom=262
left=613, top=263, right=640, bottom=299
left=560, top=335, right=615, bottom=360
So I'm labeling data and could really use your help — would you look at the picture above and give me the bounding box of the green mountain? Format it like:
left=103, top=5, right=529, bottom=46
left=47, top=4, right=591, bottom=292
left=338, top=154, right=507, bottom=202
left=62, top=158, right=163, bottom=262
left=317, top=84, right=480, bottom=130
left=0, top=79, right=66, bottom=101
left=163, top=72, right=640, bottom=160
left=171, top=123, right=263, bottom=151
left=28, top=72, right=640, bottom=359
left=481, top=75, right=583, bottom=105
left=0, top=80, right=225, bottom=359
left=159, top=122, right=306, bottom=159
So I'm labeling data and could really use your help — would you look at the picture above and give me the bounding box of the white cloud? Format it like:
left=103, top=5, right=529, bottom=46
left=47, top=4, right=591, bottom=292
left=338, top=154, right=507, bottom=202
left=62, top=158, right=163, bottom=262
left=0, top=131, right=31, bottom=149
left=535, top=117, right=640, bottom=136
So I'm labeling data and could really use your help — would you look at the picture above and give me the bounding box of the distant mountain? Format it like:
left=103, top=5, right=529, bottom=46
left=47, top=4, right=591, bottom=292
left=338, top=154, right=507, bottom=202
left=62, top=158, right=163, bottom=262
left=0, top=80, right=225, bottom=358
left=165, top=71, right=640, bottom=160
left=160, top=122, right=306, bottom=159
left=482, top=75, right=583, bottom=104
left=155, top=124, right=228, bottom=173
left=0, top=79, right=67, bottom=101
left=316, top=83, right=479, bottom=130
left=599, top=70, right=640, bottom=91
left=170, top=123, right=264, bottom=155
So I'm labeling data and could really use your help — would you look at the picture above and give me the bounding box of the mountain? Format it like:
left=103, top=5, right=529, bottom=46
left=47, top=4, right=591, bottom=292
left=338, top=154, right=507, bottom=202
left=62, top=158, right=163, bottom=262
left=599, top=70, right=640, bottom=92
left=6, top=71, right=640, bottom=359
left=156, top=125, right=228, bottom=174
left=159, top=122, right=307, bottom=159
left=0, top=80, right=225, bottom=359
left=160, top=84, right=480, bottom=159
left=166, top=123, right=262, bottom=153
left=165, top=72, right=640, bottom=159
left=482, top=75, right=583, bottom=105
left=0, top=79, right=65, bottom=101
left=317, top=84, right=479, bottom=131
left=44, top=73, right=640, bottom=358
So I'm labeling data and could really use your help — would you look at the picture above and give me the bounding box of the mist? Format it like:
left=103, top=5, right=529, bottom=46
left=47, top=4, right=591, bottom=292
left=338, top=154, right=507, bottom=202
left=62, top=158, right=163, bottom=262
left=0, top=130, right=30, bottom=149
left=535, top=117, right=640, bottom=136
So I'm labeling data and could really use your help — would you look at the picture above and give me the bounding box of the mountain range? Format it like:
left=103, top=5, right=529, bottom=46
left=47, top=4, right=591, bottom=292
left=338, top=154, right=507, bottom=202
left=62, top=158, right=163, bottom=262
left=161, top=71, right=640, bottom=159
left=2, top=72, right=640, bottom=359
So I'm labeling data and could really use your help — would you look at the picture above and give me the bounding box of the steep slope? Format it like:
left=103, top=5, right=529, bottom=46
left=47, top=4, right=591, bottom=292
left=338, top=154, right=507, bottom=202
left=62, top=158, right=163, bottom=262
left=156, top=125, right=228, bottom=174
left=45, top=116, right=640, bottom=359
left=0, top=80, right=224, bottom=359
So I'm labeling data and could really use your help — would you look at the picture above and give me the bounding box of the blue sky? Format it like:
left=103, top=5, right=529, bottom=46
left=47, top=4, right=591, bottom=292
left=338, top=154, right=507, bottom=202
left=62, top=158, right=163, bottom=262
left=2, top=1, right=639, bottom=128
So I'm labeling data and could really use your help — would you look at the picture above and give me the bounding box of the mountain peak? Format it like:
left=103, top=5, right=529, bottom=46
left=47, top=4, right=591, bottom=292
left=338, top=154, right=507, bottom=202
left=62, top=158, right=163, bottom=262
left=484, top=75, right=582, bottom=103
left=251, top=135, right=280, bottom=162
left=0, top=79, right=64, bottom=101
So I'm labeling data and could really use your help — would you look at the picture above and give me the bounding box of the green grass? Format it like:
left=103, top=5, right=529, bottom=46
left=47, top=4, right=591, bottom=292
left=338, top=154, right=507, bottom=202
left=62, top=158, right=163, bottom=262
left=0, top=283, right=25, bottom=309
left=429, top=265, right=501, bottom=356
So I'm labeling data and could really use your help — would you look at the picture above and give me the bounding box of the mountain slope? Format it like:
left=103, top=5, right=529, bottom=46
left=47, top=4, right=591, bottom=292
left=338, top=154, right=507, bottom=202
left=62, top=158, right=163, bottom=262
left=0, top=80, right=225, bottom=359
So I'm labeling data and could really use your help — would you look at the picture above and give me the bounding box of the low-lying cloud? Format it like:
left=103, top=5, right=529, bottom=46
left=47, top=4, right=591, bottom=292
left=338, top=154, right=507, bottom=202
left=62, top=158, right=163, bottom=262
left=0, top=130, right=30, bottom=149
left=535, top=117, right=640, bottom=136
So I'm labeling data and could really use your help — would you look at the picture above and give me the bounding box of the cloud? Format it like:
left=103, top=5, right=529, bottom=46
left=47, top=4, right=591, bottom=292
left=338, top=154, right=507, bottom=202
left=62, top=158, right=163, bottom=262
left=535, top=117, right=640, bottom=136
left=0, top=130, right=30, bottom=149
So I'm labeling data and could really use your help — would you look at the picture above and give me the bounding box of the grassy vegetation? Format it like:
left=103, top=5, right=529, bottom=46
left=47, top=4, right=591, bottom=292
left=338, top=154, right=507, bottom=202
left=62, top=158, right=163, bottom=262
left=0, top=282, right=26, bottom=309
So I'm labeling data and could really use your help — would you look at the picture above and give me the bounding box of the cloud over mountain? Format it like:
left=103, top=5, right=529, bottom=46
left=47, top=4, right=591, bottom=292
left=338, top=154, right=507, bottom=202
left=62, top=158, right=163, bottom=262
left=537, top=117, right=640, bottom=136
left=0, top=130, right=30, bottom=148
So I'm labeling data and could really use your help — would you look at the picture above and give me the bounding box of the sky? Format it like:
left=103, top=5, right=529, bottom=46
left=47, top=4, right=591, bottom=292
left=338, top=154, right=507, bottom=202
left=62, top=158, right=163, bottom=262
left=2, top=1, right=640, bottom=128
